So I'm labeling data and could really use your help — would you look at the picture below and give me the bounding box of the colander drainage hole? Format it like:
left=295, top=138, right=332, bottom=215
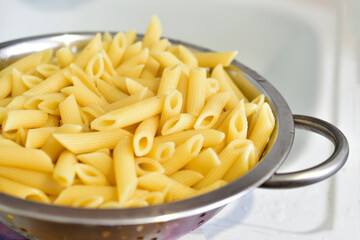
left=101, top=231, right=111, bottom=238
left=200, top=213, right=206, bottom=218
left=136, top=237, right=144, bottom=240
left=198, top=220, right=205, bottom=225
left=6, top=215, right=14, bottom=221
left=20, top=227, right=28, bottom=232
left=121, top=233, right=129, bottom=239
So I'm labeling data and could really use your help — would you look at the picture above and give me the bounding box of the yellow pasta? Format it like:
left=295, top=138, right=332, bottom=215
left=186, top=67, right=207, bottom=116
left=107, top=32, right=127, bottom=68
left=146, top=141, right=175, bottom=163
left=170, top=170, right=203, bottom=187
left=2, top=109, right=48, bottom=132
left=185, top=148, right=221, bottom=175
left=75, top=163, right=110, bottom=186
left=134, top=157, right=164, bottom=176
left=59, top=94, right=83, bottom=126
left=113, top=137, right=137, bottom=204
left=56, top=47, right=75, bottom=68
left=116, top=48, right=149, bottom=76
left=74, top=33, right=102, bottom=69
left=133, top=115, right=159, bottom=156
left=194, top=51, right=238, bottom=68
left=161, top=113, right=197, bottom=136
left=25, top=126, right=57, bottom=148
left=159, top=89, right=183, bottom=131
left=157, top=64, right=181, bottom=96
left=53, top=150, right=77, bottom=187
left=11, top=68, right=28, bottom=97
left=36, top=63, right=61, bottom=78
left=142, top=15, right=162, bottom=48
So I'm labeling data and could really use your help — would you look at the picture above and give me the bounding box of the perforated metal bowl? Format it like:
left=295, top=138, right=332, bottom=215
left=0, top=33, right=349, bottom=240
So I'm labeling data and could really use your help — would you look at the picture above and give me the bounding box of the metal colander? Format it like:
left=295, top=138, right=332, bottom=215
left=0, top=33, right=349, bottom=240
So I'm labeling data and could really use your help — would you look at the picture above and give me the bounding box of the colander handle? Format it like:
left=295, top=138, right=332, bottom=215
left=260, top=114, right=349, bottom=188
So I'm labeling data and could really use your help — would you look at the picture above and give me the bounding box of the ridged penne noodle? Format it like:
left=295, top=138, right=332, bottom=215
left=99, top=201, right=122, bottom=209
left=132, top=77, right=160, bottom=92
left=193, top=180, right=227, bottom=197
left=177, top=71, right=188, bottom=113
left=100, top=50, right=117, bottom=77
left=185, top=148, right=221, bottom=175
left=161, top=113, right=196, bottom=136
left=0, top=142, right=54, bottom=172
left=59, top=94, right=83, bottom=126
left=0, top=97, right=13, bottom=107
left=247, top=94, right=265, bottom=135
left=25, top=126, right=57, bottom=148
left=43, top=114, right=60, bottom=127
left=223, top=142, right=256, bottom=182
left=54, top=185, right=117, bottom=206
left=125, top=29, right=137, bottom=45
left=61, top=85, right=107, bottom=107
left=157, top=64, right=181, bottom=96
left=145, top=141, right=175, bottom=163
left=7, top=95, right=29, bottom=109
left=53, top=128, right=131, bottom=154
left=75, top=163, right=110, bottom=186
left=41, top=124, right=83, bottom=161
left=121, top=41, right=142, bottom=62
left=138, top=172, right=196, bottom=201
left=12, top=68, right=28, bottom=97
left=125, top=77, right=155, bottom=97
left=0, top=74, right=12, bottom=99
left=0, top=166, right=64, bottom=195
left=150, top=51, right=182, bottom=69
left=102, top=87, right=147, bottom=112
left=159, top=89, right=182, bottom=131
left=0, top=49, right=53, bottom=78
left=149, top=38, right=171, bottom=52
left=248, top=102, right=275, bottom=159
left=74, top=33, right=102, bottom=69
left=140, top=57, right=161, bottom=79
left=68, top=63, right=99, bottom=95
left=56, top=47, right=75, bottom=68
left=86, top=53, right=104, bottom=79
left=226, top=100, right=248, bottom=143
left=0, top=176, right=50, bottom=203
left=135, top=157, right=164, bottom=176
left=91, top=95, right=163, bottom=130
left=133, top=115, right=159, bottom=156
left=113, top=137, right=137, bottom=204
left=154, top=129, right=225, bottom=147
left=72, top=195, right=104, bottom=208
left=53, top=150, right=77, bottom=187
left=37, top=93, right=66, bottom=115
left=25, top=68, right=71, bottom=96
left=21, top=74, right=43, bottom=89
left=36, top=63, right=61, bottom=78
left=77, top=151, right=115, bottom=185
left=122, top=64, right=145, bottom=78
left=194, top=51, right=238, bottom=68
left=95, top=78, right=128, bottom=103
left=116, top=48, right=149, bottom=76
left=170, top=170, right=203, bottom=187
left=178, top=45, right=198, bottom=67
left=107, top=32, right=126, bottom=68
left=244, top=102, right=258, bottom=117
left=205, top=77, right=220, bottom=100
left=186, top=67, right=206, bottom=116
left=194, top=139, right=252, bottom=189
left=142, top=15, right=162, bottom=48
left=194, top=92, right=230, bottom=129
left=162, top=134, right=203, bottom=175
left=2, top=109, right=48, bottom=132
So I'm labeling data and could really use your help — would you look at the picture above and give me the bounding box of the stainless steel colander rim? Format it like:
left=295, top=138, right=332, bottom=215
left=0, top=32, right=294, bottom=225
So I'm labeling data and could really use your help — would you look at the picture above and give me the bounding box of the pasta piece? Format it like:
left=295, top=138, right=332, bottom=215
left=247, top=94, right=265, bottom=135
left=125, top=77, right=155, bottom=97
left=95, top=78, right=128, bottom=103
left=38, top=93, right=66, bottom=115
left=61, top=85, right=107, bottom=107
left=140, top=56, right=160, bottom=79
left=7, top=95, right=29, bottom=110
left=2, top=109, right=48, bottom=132
left=170, top=170, right=203, bottom=187
left=122, top=64, right=145, bottom=78
left=194, top=51, right=238, bottom=68
left=99, top=201, right=122, bottom=209
left=54, top=185, right=117, bottom=206
left=138, top=172, right=196, bottom=201
left=142, top=15, right=162, bottom=48
left=0, top=176, right=50, bottom=204
left=162, top=134, right=203, bottom=175
left=74, top=33, right=102, bottom=69
left=125, top=29, right=137, bottom=45
left=0, top=49, right=53, bottom=78
left=0, top=98, right=13, bottom=107
left=194, top=139, right=252, bottom=189
left=133, top=115, right=159, bottom=156
left=0, top=166, right=64, bottom=195
left=244, top=102, right=258, bottom=117
left=193, top=180, right=227, bottom=196
left=116, top=48, right=149, bottom=76
left=178, top=45, right=198, bottom=67
left=72, top=195, right=104, bottom=208
left=102, top=87, right=147, bottom=112
left=122, top=199, right=149, bottom=208
left=0, top=142, right=54, bottom=172
left=157, top=64, right=181, bottom=96
left=67, top=63, right=99, bottom=95
left=121, top=41, right=142, bottom=62
left=53, top=128, right=131, bottom=154
left=11, top=68, right=28, bottom=97
left=43, top=114, right=60, bottom=127
left=223, top=142, right=256, bottom=182
left=161, top=113, right=196, bottom=136
left=186, top=67, right=206, bottom=116
left=77, top=151, right=115, bottom=185
left=135, top=157, right=164, bottom=176
left=248, top=102, right=275, bottom=159
left=75, top=163, right=110, bottom=186
left=41, top=124, right=83, bottom=161
left=86, top=53, right=104, bottom=79
left=53, top=150, right=77, bottom=187
left=59, top=94, right=83, bottom=126
left=0, top=74, right=12, bottom=99
left=205, top=78, right=220, bottom=100
left=177, top=71, right=188, bottom=113
left=146, top=141, right=175, bottom=163
left=107, top=32, right=127, bottom=68
left=100, top=49, right=117, bottom=77
left=154, top=129, right=225, bottom=147
left=36, top=63, right=61, bottom=78
left=194, top=92, right=230, bottom=129
left=132, top=77, right=160, bottom=92
left=159, top=89, right=183, bottom=131
left=21, top=74, right=43, bottom=89
left=149, top=38, right=171, bottom=52
left=56, top=47, right=75, bottom=68
left=150, top=51, right=183, bottom=68
left=25, top=126, right=57, bottom=148
left=185, top=148, right=221, bottom=175
left=91, top=95, right=164, bottom=130
left=226, top=100, right=248, bottom=143
left=113, top=137, right=137, bottom=204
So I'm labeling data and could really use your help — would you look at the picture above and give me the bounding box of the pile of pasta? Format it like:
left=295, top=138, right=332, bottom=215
left=0, top=16, right=275, bottom=208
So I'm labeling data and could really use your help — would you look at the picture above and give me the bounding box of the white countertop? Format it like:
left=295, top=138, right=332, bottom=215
left=0, top=0, right=359, bottom=239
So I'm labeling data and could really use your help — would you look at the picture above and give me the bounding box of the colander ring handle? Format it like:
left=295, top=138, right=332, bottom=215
left=260, top=114, right=349, bottom=188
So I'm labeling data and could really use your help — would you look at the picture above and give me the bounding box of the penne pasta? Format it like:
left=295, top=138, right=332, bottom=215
left=145, top=141, right=175, bottom=163
left=161, top=113, right=197, bottom=136
left=56, top=47, right=75, bottom=68
left=170, top=170, right=203, bottom=187
left=59, top=94, right=83, bottom=126
left=142, top=15, right=162, bottom=48
left=75, top=163, right=110, bottom=186
left=186, top=67, right=206, bottom=116
left=2, top=109, right=48, bottom=132
left=135, top=157, right=164, bottom=176
left=194, top=51, right=238, bottom=68
left=53, top=150, right=77, bottom=187
left=185, top=148, right=221, bottom=176
left=133, top=115, right=159, bottom=156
